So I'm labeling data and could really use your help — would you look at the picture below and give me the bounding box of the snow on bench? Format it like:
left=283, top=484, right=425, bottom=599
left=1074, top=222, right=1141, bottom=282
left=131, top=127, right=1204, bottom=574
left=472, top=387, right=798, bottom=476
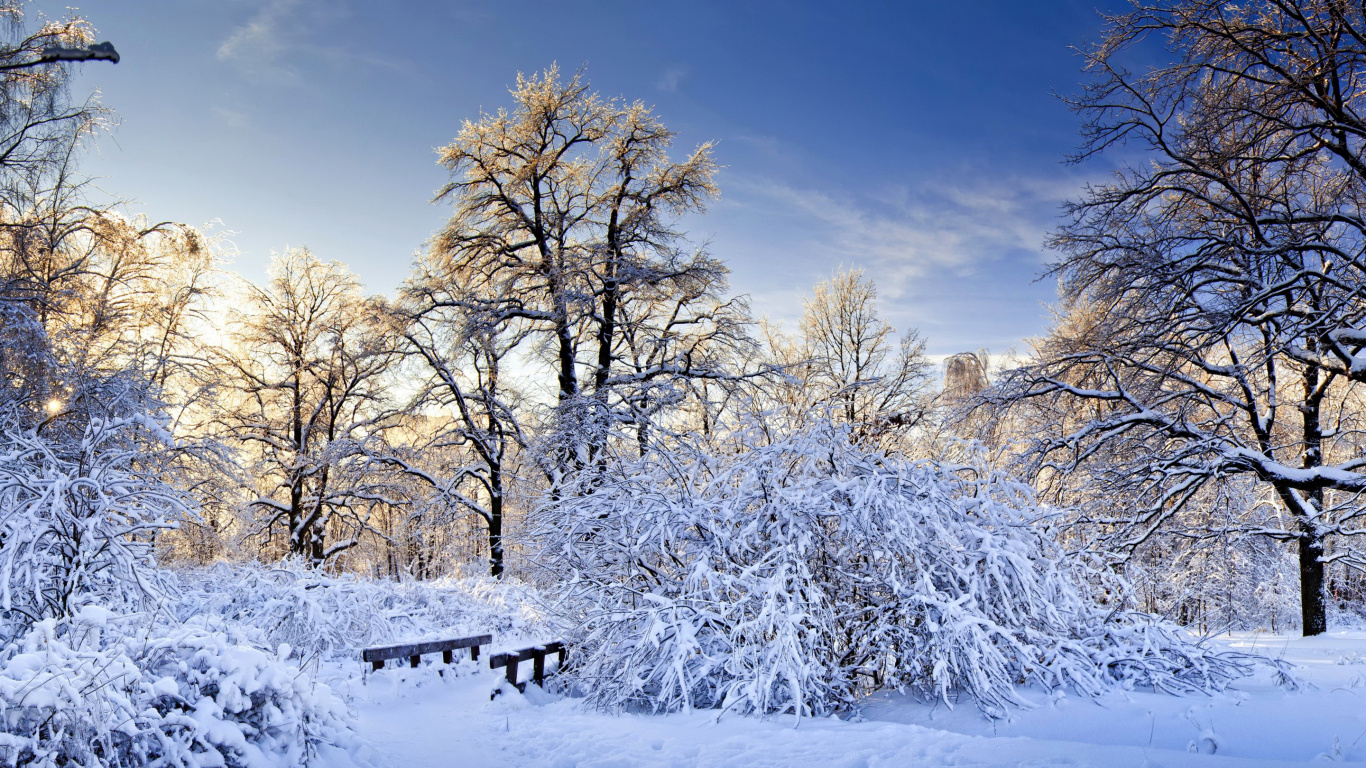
left=489, top=641, right=567, bottom=697
left=361, top=634, right=492, bottom=671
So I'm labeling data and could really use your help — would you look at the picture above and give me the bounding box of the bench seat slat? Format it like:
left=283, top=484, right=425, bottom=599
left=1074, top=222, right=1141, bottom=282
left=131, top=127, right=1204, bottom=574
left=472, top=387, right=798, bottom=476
left=487, top=641, right=567, bottom=698
left=488, top=642, right=565, bottom=669
left=361, top=634, right=492, bottom=663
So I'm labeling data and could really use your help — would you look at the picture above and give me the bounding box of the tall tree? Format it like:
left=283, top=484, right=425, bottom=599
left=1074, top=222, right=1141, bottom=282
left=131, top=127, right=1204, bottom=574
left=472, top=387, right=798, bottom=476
left=986, top=0, right=1366, bottom=635
left=799, top=269, right=932, bottom=447
left=220, top=249, right=405, bottom=565
left=420, top=66, right=744, bottom=483
left=751, top=270, right=932, bottom=450
left=0, top=4, right=216, bottom=627
left=400, top=308, right=526, bottom=578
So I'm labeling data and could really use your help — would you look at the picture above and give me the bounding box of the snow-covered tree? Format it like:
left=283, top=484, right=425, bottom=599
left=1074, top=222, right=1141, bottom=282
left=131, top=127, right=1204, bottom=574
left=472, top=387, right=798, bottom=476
left=399, top=308, right=526, bottom=578
left=0, top=408, right=186, bottom=628
left=0, top=5, right=100, bottom=207
left=0, top=9, right=368, bottom=766
left=0, top=0, right=220, bottom=440
left=0, top=0, right=225, bottom=592
left=219, top=249, right=408, bottom=566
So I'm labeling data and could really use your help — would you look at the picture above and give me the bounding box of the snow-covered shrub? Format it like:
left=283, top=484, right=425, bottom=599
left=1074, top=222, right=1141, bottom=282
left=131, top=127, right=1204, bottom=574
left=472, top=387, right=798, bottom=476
left=173, top=561, right=549, bottom=663
left=0, top=401, right=366, bottom=765
left=0, top=611, right=358, bottom=768
left=0, top=414, right=187, bottom=628
left=538, top=421, right=1258, bottom=718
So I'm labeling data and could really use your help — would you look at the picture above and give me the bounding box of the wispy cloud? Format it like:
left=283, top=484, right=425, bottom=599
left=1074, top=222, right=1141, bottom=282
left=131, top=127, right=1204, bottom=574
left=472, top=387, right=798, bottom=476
left=727, top=174, right=1072, bottom=300
left=656, top=65, right=688, bottom=93
left=216, top=0, right=405, bottom=84
left=706, top=172, right=1086, bottom=353
left=217, top=0, right=302, bottom=84
left=211, top=106, right=251, bottom=130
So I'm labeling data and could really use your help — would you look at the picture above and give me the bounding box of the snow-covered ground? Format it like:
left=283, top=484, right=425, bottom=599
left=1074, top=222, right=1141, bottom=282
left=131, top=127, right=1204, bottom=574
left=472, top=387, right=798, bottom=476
left=338, top=632, right=1366, bottom=767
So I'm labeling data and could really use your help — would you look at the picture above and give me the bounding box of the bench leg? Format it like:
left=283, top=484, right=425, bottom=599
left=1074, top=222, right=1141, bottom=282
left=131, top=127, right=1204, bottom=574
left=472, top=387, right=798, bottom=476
left=409, top=655, right=420, bottom=669
left=533, top=650, right=546, bottom=686
left=442, top=649, right=453, bottom=664
left=372, top=660, right=384, bottom=672
left=471, top=645, right=480, bottom=662
left=505, top=658, right=518, bottom=688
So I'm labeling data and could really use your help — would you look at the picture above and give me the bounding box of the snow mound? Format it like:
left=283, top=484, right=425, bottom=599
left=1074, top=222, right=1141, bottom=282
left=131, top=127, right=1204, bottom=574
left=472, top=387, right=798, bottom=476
left=0, top=613, right=361, bottom=768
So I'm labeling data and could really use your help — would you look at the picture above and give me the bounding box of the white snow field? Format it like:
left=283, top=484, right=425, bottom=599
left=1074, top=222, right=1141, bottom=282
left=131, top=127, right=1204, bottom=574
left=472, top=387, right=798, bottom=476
left=337, top=631, right=1366, bottom=767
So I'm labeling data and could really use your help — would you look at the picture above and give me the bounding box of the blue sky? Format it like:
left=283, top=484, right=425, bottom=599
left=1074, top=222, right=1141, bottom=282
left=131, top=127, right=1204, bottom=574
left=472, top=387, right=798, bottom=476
left=43, top=0, right=1124, bottom=357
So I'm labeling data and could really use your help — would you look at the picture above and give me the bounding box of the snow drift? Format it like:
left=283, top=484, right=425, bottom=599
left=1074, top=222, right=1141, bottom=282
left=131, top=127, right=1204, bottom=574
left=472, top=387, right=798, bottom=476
left=172, top=562, right=549, bottom=665
left=539, top=422, right=1262, bottom=718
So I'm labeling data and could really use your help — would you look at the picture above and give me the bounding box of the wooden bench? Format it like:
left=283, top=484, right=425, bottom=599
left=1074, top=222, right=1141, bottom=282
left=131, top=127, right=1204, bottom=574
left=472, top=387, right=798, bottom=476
left=361, top=634, right=492, bottom=671
left=489, top=641, right=567, bottom=696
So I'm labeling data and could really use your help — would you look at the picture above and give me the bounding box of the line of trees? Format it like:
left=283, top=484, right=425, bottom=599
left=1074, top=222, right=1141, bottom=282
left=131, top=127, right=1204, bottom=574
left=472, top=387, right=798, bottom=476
left=12, top=0, right=1366, bottom=639
left=131, top=67, right=943, bottom=580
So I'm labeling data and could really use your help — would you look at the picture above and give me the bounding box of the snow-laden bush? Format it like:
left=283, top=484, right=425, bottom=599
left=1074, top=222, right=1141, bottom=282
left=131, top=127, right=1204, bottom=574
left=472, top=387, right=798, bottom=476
left=0, top=409, right=367, bottom=765
left=538, top=421, right=1260, bottom=718
left=0, top=610, right=358, bottom=768
left=0, top=414, right=186, bottom=627
left=173, top=562, right=549, bottom=664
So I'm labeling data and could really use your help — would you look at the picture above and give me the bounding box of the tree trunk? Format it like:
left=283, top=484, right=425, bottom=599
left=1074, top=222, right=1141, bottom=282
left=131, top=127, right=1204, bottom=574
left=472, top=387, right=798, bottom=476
left=1298, top=530, right=1327, bottom=636
left=488, top=475, right=505, bottom=579
left=594, top=268, right=617, bottom=394
left=556, top=316, right=577, bottom=403
left=310, top=532, right=325, bottom=567
left=288, top=495, right=304, bottom=558
left=1299, top=349, right=1328, bottom=637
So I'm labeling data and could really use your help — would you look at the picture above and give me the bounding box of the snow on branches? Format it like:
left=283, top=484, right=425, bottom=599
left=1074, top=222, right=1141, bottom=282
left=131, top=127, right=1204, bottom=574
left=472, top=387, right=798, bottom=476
left=538, top=421, right=1260, bottom=718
